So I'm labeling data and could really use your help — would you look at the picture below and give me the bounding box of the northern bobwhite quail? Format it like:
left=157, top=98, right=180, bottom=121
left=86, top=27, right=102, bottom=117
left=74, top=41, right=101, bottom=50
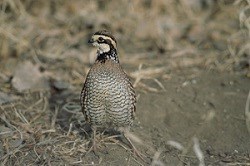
left=80, top=30, right=140, bottom=155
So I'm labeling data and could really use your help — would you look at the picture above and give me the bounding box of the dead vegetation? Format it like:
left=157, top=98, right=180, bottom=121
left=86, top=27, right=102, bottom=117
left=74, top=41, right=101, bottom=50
left=0, top=0, right=250, bottom=165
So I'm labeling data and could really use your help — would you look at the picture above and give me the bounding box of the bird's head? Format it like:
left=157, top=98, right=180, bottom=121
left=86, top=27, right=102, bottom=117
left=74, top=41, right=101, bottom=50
left=88, top=30, right=117, bottom=54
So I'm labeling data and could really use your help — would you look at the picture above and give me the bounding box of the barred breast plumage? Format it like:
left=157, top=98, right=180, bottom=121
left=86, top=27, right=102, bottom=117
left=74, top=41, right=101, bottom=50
left=80, top=30, right=136, bottom=128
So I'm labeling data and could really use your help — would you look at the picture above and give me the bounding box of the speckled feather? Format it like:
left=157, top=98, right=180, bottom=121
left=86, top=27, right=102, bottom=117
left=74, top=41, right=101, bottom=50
left=80, top=51, right=136, bottom=127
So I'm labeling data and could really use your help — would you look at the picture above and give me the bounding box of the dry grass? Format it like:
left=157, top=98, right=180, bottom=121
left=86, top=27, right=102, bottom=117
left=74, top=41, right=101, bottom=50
left=0, top=0, right=249, bottom=70
left=0, top=91, right=154, bottom=165
left=0, top=0, right=250, bottom=165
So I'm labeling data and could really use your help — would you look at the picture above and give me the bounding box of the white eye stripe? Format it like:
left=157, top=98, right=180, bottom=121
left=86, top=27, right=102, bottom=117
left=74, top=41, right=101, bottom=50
left=93, top=35, right=117, bottom=49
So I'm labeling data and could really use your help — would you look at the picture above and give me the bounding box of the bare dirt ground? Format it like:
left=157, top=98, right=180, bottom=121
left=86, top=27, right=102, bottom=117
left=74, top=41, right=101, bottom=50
left=137, top=70, right=250, bottom=165
left=0, top=0, right=250, bottom=165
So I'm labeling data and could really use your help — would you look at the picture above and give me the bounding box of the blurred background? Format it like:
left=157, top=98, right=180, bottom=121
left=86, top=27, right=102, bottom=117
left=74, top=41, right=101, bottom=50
left=0, top=0, right=249, bottom=76
left=0, top=0, right=250, bottom=165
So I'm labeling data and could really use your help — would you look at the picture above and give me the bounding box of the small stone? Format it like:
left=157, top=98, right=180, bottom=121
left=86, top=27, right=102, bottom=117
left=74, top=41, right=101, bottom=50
left=11, top=61, right=50, bottom=92
left=0, top=92, right=18, bottom=104
left=53, top=80, right=70, bottom=90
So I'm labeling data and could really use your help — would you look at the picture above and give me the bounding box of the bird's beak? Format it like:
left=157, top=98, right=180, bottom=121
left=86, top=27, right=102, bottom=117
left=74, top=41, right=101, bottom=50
left=88, top=38, right=94, bottom=44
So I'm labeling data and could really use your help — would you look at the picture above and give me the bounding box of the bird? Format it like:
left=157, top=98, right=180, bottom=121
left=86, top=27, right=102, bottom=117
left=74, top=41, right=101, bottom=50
left=80, top=30, right=142, bottom=157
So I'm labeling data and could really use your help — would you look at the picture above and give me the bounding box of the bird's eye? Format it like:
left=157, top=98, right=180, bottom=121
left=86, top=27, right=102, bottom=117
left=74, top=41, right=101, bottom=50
left=98, top=37, right=104, bottom=42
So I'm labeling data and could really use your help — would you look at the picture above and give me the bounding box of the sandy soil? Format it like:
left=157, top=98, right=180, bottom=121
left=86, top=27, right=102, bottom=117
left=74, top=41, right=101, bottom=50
left=136, top=70, right=250, bottom=165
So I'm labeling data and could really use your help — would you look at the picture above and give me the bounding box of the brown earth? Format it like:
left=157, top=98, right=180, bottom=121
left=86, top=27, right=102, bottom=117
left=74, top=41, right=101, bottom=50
left=2, top=68, right=249, bottom=166
left=69, top=69, right=250, bottom=166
